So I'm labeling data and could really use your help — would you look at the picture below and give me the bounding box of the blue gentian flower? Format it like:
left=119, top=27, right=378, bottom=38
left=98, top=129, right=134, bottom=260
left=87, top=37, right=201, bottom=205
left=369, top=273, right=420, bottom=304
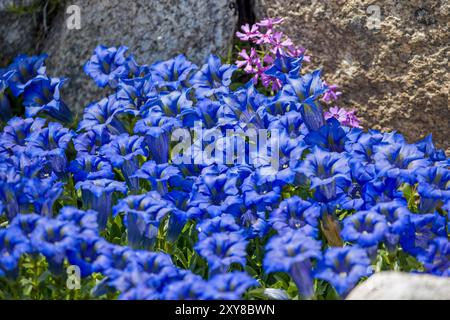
left=76, top=179, right=128, bottom=229
left=418, top=237, right=450, bottom=276
left=0, top=226, right=31, bottom=278
left=113, top=192, right=172, bottom=249
left=58, top=207, right=99, bottom=231
left=66, top=230, right=106, bottom=277
left=415, top=134, right=447, bottom=162
left=0, top=117, right=46, bottom=153
left=241, top=167, right=283, bottom=210
left=204, top=272, right=258, bottom=300
left=195, top=231, right=248, bottom=274
left=73, top=127, right=112, bottom=155
left=134, top=115, right=179, bottom=164
left=400, top=212, right=447, bottom=257
left=416, top=166, right=450, bottom=213
left=69, top=155, right=114, bottom=182
left=6, top=54, right=47, bottom=96
left=189, top=165, right=244, bottom=217
left=196, top=214, right=241, bottom=241
left=264, top=230, right=322, bottom=298
left=100, top=133, right=146, bottom=191
left=218, top=83, right=269, bottom=126
left=150, top=54, right=197, bottom=90
left=141, top=89, right=193, bottom=119
left=21, top=177, right=64, bottom=217
left=362, top=177, right=404, bottom=208
left=0, top=71, right=14, bottom=121
left=116, top=73, right=157, bottom=113
left=10, top=213, right=42, bottom=236
left=26, top=122, right=74, bottom=176
left=305, top=118, right=347, bottom=152
left=0, top=165, right=22, bottom=220
left=78, top=95, right=135, bottom=134
left=264, top=54, right=303, bottom=82
left=22, top=75, right=73, bottom=123
left=132, top=161, right=183, bottom=195
left=191, top=54, right=236, bottom=99
left=30, top=219, right=78, bottom=273
left=298, top=147, right=351, bottom=202
left=373, top=143, right=430, bottom=183
left=84, top=45, right=137, bottom=88
left=314, top=247, right=372, bottom=297
left=373, top=201, right=412, bottom=252
left=92, top=243, right=137, bottom=279
left=341, top=211, right=388, bottom=254
left=162, top=272, right=207, bottom=300
left=270, top=196, right=321, bottom=238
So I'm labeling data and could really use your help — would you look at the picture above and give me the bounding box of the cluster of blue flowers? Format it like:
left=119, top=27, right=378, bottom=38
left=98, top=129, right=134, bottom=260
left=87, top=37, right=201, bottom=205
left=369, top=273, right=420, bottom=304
left=0, top=45, right=448, bottom=299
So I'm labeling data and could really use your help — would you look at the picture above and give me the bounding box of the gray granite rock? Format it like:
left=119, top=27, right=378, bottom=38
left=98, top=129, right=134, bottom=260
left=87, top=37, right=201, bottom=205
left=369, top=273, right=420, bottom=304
left=346, top=272, right=450, bottom=300
left=42, top=0, right=238, bottom=114
left=0, top=0, right=40, bottom=64
left=254, top=0, right=450, bottom=153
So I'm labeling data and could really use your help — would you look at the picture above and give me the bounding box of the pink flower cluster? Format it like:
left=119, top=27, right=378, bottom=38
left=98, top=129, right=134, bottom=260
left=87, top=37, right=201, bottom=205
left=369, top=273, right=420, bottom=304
left=235, top=18, right=309, bottom=91
left=324, top=106, right=362, bottom=128
left=321, top=82, right=361, bottom=128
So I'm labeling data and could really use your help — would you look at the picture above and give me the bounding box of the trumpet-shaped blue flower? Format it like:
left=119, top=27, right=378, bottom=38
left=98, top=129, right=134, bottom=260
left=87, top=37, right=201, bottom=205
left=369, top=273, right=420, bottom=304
left=58, top=207, right=99, bottom=231
left=23, top=75, right=73, bottom=123
left=204, top=272, right=258, bottom=300
left=373, top=201, right=412, bottom=252
left=264, top=230, right=322, bottom=298
left=373, top=143, right=430, bottom=183
left=10, top=213, right=42, bottom=236
left=241, top=167, right=283, bottom=210
left=162, top=273, right=207, bottom=300
left=0, top=117, right=46, bottom=153
left=0, top=71, right=13, bottom=121
left=0, top=165, right=22, bottom=220
left=150, top=54, right=197, bottom=90
left=76, top=179, right=128, bottom=229
left=0, top=226, right=31, bottom=278
left=341, top=210, right=388, bottom=250
left=191, top=55, right=236, bottom=99
left=314, top=247, right=372, bottom=296
left=134, top=115, right=179, bottom=164
left=196, top=214, right=241, bottom=241
left=84, top=45, right=137, bottom=88
left=26, top=122, right=74, bottom=176
left=113, top=192, right=172, bottom=249
left=6, top=54, right=47, bottom=96
left=30, top=219, right=78, bottom=273
left=73, top=127, right=112, bottom=155
left=400, top=212, right=447, bottom=257
left=264, top=54, right=303, bottom=82
left=116, top=73, right=157, bottom=113
left=270, top=196, right=321, bottom=237
left=298, top=147, right=351, bottom=202
left=419, top=237, right=450, bottom=276
left=416, top=167, right=450, bottom=213
left=21, top=177, right=63, bottom=217
left=132, top=161, right=183, bottom=195
left=100, top=134, right=146, bottom=191
left=69, top=155, right=114, bottom=182
left=195, top=231, right=248, bottom=274
left=66, top=230, right=106, bottom=277
left=305, top=118, right=347, bottom=152
left=78, top=95, right=135, bottom=134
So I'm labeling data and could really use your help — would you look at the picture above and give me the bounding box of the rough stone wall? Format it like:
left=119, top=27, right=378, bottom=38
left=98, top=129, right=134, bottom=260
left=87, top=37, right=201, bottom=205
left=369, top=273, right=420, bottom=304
left=0, top=0, right=41, bottom=65
left=43, top=0, right=238, bottom=114
left=254, top=0, right=449, bottom=152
